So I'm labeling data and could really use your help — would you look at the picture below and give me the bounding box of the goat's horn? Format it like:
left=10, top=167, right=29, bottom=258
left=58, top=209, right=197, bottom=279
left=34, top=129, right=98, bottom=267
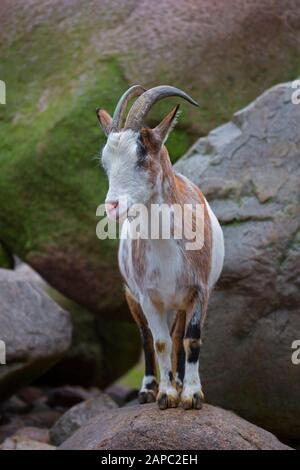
left=111, top=85, right=146, bottom=131
left=124, top=85, right=198, bottom=130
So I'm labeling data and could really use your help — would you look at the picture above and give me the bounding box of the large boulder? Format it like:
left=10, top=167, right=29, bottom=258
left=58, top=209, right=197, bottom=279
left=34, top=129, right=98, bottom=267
left=1, top=0, right=300, bottom=318
left=0, top=436, right=56, bottom=450
left=50, top=393, right=117, bottom=446
left=35, top=291, right=141, bottom=389
left=175, top=82, right=300, bottom=440
left=59, top=403, right=291, bottom=450
left=10, top=262, right=141, bottom=388
left=0, top=268, right=72, bottom=400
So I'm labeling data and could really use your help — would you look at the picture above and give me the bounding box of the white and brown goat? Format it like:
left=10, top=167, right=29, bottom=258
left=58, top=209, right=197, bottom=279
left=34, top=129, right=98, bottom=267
left=96, top=85, right=224, bottom=410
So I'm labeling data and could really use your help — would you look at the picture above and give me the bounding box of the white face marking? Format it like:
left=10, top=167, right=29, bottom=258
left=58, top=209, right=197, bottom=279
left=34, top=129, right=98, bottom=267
left=102, top=130, right=155, bottom=211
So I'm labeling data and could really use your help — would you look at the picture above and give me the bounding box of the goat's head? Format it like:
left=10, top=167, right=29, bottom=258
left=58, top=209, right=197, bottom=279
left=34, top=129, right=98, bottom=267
left=96, top=85, right=198, bottom=219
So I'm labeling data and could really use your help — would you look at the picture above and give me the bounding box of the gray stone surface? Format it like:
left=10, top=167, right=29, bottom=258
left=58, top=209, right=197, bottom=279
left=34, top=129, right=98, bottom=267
left=175, top=82, right=300, bottom=440
left=59, top=403, right=291, bottom=450
left=0, top=268, right=72, bottom=400
left=0, top=436, right=56, bottom=450
left=50, top=393, right=117, bottom=446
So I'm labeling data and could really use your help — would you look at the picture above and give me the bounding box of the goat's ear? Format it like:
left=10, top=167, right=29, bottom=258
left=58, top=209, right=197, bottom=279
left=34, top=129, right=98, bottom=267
left=153, top=105, right=180, bottom=145
left=96, top=108, right=112, bottom=136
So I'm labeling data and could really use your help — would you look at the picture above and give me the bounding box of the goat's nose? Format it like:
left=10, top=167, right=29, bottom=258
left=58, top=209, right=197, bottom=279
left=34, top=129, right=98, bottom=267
left=105, top=200, right=119, bottom=215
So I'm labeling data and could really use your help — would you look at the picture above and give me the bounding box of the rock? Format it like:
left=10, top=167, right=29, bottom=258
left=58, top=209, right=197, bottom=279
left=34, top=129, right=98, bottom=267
left=105, top=384, right=138, bottom=406
left=0, top=436, right=56, bottom=450
left=124, top=398, right=140, bottom=407
left=175, top=82, right=300, bottom=440
left=46, top=385, right=101, bottom=410
left=12, top=427, right=50, bottom=444
left=1, top=0, right=300, bottom=321
left=50, top=393, right=117, bottom=446
left=18, top=386, right=47, bottom=406
left=37, top=295, right=141, bottom=388
left=59, top=403, right=291, bottom=450
left=0, top=402, right=62, bottom=443
left=0, top=396, right=31, bottom=415
left=0, top=268, right=72, bottom=400
left=0, top=420, right=24, bottom=444
left=0, top=410, right=61, bottom=443
left=15, top=409, right=62, bottom=429
left=10, top=263, right=141, bottom=389
left=14, top=260, right=47, bottom=288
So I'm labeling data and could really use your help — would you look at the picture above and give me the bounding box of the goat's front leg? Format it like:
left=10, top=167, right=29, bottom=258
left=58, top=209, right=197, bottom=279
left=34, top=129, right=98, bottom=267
left=142, top=298, right=179, bottom=410
left=125, top=288, right=158, bottom=404
left=181, top=293, right=207, bottom=410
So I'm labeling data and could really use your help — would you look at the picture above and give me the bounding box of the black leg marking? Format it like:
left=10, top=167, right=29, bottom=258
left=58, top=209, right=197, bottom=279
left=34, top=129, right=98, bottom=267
left=141, top=326, right=156, bottom=376
left=186, top=339, right=201, bottom=363
left=181, top=300, right=204, bottom=410
left=138, top=326, right=158, bottom=404
left=185, top=303, right=201, bottom=339
left=176, top=342, right=185, bottom=384
left=145, top=379, right=157, bottom=391
left=185, top=305, right=201, bottom=363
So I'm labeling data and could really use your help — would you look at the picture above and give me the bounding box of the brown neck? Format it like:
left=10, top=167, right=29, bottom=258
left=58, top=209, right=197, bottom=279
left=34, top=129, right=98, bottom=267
left=160, top=146, right=185, bottom=205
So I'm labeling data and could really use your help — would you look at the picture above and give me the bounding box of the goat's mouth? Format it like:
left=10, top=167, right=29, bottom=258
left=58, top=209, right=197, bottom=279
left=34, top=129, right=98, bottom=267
left=105, top=198, right=144, bottom=222
left=105, top=205, right=130, bottom=222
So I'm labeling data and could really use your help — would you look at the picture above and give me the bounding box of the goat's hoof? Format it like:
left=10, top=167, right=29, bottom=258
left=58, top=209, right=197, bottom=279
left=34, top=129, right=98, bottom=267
left=181, top=390, right=204, bottom=410
left=138, top=390, right=157, bottom=404
left=157, top=391, right=179, bottom=410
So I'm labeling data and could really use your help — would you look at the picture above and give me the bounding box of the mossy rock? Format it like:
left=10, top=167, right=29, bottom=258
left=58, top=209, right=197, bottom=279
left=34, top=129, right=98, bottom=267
left=0, top=0, right=299, bottom=319
left=0, top=242, right=14, bottom=269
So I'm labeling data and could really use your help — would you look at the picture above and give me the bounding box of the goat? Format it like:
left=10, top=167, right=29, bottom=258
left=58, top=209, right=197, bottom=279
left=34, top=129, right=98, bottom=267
left=96, top=85, right=224, bottom=410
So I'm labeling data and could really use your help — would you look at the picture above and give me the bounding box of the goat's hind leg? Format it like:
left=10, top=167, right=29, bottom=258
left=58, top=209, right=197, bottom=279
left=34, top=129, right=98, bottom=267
left=125, top=288, right=158, bottom=404
left=172, top=310, right=186, bottom=395
left=181, top=293, right=207, bottom=410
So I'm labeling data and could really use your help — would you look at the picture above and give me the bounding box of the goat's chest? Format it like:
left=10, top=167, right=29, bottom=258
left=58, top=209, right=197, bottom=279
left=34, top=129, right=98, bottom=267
left=119, top=234, right=187, bottom=310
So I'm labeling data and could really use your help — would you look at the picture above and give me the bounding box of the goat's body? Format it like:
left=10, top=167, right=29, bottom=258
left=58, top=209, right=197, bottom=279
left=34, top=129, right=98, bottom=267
left=119, top=171, right=224, bottom=319
left=119, top=169, right=224, bottom=409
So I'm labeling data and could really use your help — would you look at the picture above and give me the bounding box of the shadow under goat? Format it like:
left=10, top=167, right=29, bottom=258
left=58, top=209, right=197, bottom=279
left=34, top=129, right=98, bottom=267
left=96, top=85, right=224, bottom=410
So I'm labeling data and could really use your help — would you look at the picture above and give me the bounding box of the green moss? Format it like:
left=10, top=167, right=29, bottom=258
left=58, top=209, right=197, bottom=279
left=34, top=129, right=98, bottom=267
left=118, top=362, right=144, bottom=389
left=0, top=242, right=14, bottom=269
left=0, top=52, right=123, bottom=257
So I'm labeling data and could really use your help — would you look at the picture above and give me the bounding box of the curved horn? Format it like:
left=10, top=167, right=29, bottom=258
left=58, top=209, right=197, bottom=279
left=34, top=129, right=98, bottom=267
left=124, top=85, right=198, bottom=130
left=111, top=85, right=146, bottom=131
